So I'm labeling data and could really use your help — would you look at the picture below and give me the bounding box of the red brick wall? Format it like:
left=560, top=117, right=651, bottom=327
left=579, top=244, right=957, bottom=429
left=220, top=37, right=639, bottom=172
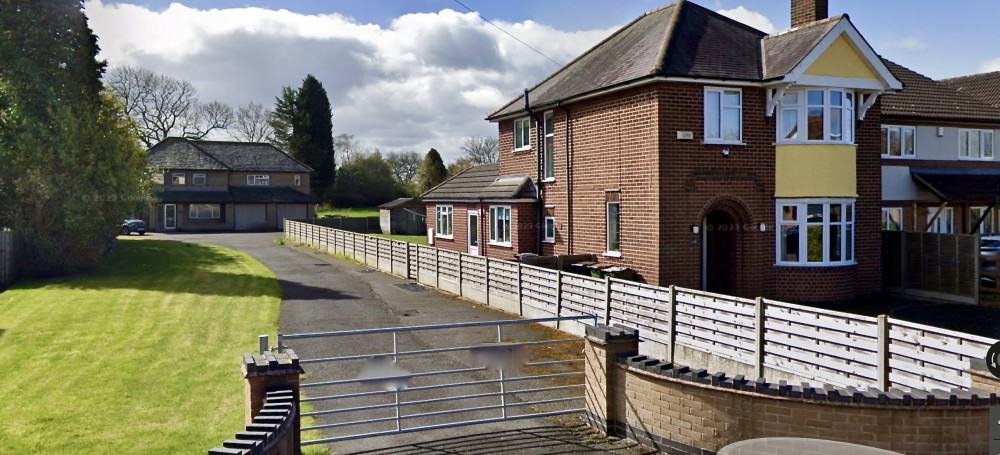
left=424, top=201, right=536, bottom=261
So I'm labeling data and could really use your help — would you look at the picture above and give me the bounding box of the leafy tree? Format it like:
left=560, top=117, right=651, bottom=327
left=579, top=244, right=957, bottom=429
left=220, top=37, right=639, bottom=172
left=386, top=151, right=421, bottom=184
left=460, top=135, right=499, bottom=164
left=234, top=101, right=273, bottom=142
left=0, top=0, right=149, bottom=277
left=417, top=148, right=448, bottom=194
left=269, top=75, right=335, bottom=201
left=334, top=152, right=403, bottom=207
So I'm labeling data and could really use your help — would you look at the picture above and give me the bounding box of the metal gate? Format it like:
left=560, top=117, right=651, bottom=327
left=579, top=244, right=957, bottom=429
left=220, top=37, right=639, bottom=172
left=268, top=315, right=596, bottom=447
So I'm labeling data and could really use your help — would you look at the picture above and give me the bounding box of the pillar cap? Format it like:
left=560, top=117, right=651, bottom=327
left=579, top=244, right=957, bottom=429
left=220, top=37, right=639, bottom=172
left=242, top=350, right=305, bottom=378
left=586, top=323, right=639, bottom=343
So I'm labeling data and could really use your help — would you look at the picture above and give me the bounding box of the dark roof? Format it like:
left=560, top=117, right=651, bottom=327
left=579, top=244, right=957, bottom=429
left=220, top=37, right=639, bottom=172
left=488, top=1, right=766, bottom=119
left=148, top=138, right=313, bottom=172
left=378, top=198, right=423, bottom=209
left=158, top=187, right=316, bottom=204
left=910, top=168, right=1000, bottom=201
left=761, top=16, right=842, bottom=79
left=881, top=60, right=1000, bottom=123
left=421, top=163, right=536, bottom=201
left=941, top=72, right=1000, bottom=109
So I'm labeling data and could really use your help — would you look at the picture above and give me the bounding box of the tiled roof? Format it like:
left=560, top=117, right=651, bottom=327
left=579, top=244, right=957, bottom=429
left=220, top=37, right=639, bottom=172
left=148, top=138, right=227, bottom=170
left=148, top=138, right=313, bottom=173
left=941, top=71, right=1000, bottom=109
left=881, top=60, right=1000, bottom=123
left=761, top=16, right=842, bottom=79
left=378, top=197, right=423, bottom=209
left=910, top=168, right=1000, bottom=202
left=421, top=163, right=536, bottom=201
left=158, top=187, right=316, bottom=204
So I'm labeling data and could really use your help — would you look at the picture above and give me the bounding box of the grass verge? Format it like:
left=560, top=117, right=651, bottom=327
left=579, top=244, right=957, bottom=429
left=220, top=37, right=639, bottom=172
left=316, top=207, right=379, bottom=218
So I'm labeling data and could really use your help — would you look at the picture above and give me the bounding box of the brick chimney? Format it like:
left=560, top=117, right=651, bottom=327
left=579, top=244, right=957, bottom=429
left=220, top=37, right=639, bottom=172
left=791, top=0, right=828, bottom=27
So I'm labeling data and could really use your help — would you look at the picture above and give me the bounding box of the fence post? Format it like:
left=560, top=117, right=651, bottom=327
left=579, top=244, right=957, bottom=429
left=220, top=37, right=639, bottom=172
left=555, top=271, right=563, bottom=328
left=375, top=236, right=380, bottom=270
left=416, top=245, right=421, bottom=282
left=457, top=254, right=463, bottom=297
left=485, top=258, right=491, bottom=307
left=435, top=248, right=440, bottom=289
left=667, top=285, right=677, bottom=364
left=754, top=297, right=766, bottom=379
left=516, top=263, right=524, bottom=316
left=405, top=243, right=411, bottom=280
left=603, top=276, right=612, bottom=325
left=877, top=314, right=890, bottom=390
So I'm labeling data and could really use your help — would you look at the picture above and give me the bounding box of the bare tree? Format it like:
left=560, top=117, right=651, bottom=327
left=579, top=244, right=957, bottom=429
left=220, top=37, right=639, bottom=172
left=386, top=151, right=421, bottom=185
left=233, top=102, right=273, bottom=142
left=460, top=135, right=499, bottom=164
left=334, top=133, right=364, bottom=164
left=184, top=100, right=233, bottom=140
left=448, top=156, right=476, bottom=175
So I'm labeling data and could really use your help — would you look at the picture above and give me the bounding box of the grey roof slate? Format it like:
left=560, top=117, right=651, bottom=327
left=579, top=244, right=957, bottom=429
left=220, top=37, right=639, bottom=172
left=761, top=16, right=842, bottom=79
left=941, top=71, right=1000, bottom=109
left=378, top=197, right=423, bottom=209
left=148, top=138, right=227, bottom=170
left=881, top=60, right=1000, bottom=123
left=421, top=163, right=536, bottom=201
left=148, top=138, right=313, bottom=173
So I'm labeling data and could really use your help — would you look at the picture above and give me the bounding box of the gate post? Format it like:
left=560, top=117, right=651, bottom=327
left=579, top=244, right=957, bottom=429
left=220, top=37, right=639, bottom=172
left=243, top=350, right=305, bottom=449
left=584, top=324, right=638, bottom=436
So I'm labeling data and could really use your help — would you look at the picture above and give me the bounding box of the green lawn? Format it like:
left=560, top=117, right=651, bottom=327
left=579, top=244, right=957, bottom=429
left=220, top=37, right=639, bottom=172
left=0, top=239, right=283, bottom=454
left=371, top=233, right=428, bottom=245
left=316, top=207, right=379, bottom=218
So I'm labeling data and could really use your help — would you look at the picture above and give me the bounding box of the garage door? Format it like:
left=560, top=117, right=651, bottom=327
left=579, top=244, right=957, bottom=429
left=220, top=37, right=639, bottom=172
left=276, top=204, right=308, bottom=229
left=235, top=204, right=267, bottom=231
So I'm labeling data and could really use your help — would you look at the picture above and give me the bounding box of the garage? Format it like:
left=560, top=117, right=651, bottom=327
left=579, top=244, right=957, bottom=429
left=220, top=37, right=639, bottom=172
left=276, top=204, right=308, bottom=229
left=235, top=204, right=267, bottom=231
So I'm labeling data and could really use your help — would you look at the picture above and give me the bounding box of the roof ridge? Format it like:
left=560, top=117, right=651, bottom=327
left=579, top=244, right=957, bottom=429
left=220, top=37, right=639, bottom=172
left=650, top=0, right=685, bottom=75
left=940, top=71, right=1000, bottom=83
left=764, top=13, right=847, bottom=40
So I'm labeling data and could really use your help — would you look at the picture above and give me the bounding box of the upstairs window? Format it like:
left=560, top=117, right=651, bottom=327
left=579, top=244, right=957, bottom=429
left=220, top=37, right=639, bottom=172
left=514, top=117, right=531, bottom=151
left=881, top=125, right=916, bottom=158
left=704, top=88, right=742, bottom=143
left=294, top=174, right=302, bottom=187
left=192, top=173, right=206, bottom=186
left=778, top=89, right=854, bottom=144
left=247, top=174, right=270, bottom=185
left=172, top=173, right=185, bottom=185
left=543, top=112, right=555, bottom=179
left=959, top=129, right=994, bottom=160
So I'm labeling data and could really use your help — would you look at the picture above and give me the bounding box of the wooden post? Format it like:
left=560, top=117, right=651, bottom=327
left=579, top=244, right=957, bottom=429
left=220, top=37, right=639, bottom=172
left=555, top=271, right=563, bottom=328
left=754, top=297, right=766, bottom=379
left=667, top=285, right=677, bottom=364
left=603, top=276, right=612, bottom=325
left=516, top=263, right=524, bottom=316
left=877, top=315, right=889, bottom=390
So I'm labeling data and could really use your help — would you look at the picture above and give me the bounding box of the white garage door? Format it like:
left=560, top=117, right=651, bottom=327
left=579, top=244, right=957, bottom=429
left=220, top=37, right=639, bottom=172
left=235, top=204, right=267, bottom=231
left=276, top=204, right=308, bottom=229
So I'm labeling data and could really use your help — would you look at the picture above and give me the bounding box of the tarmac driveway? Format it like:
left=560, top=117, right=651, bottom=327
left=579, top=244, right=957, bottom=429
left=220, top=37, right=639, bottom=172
left=158, top=232, right=655, bottom=455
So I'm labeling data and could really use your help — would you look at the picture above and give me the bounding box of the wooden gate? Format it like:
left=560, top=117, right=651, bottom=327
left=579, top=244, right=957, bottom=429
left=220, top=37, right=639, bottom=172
left=882, top=231, right=979, bottom=303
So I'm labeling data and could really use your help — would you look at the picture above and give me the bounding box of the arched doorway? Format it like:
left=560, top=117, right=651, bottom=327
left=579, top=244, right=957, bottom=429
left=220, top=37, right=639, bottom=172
left=704, top=210, right=737, bottom=294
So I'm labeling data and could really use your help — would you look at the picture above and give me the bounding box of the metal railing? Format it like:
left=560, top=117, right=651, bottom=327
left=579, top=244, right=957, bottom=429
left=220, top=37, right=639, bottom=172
left=268, top=315, right=597, bottom=446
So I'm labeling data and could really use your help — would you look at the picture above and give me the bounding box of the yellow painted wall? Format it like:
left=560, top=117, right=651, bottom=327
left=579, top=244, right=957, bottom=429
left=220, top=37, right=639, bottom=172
left=775, top=144, right=856, bottom=197
left=804, top=34, right=879, bottom=80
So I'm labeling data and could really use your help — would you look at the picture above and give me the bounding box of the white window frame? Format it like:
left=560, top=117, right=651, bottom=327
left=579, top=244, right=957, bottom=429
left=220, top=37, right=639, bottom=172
left=606, top=202, right=621, bottom=257
left=704, top=87, right=742, bottom=144
left=881, top=125, right=916, bottom=158
left=435, top=205, right=453, bottom=239
left=543, top=111, right=555, bottom=180
left=489, top=206, right=512, bottom=246
left=172, top=173, right=186, bottom=185
left=882, top=207, right=903, bottom=231
left=959, top=129, right=994, bottom=160
left=543, top=216, right=556, bottom=243
left=971, top=206, right=994, bottom=234
left=514, top=117, right=531, bottom=151
left=189, top=203, right=221, bottom=219
left=247, top=174, right=270, bottom=185
left=776, top=88, right=855, bottom=145
left=192, top=173, right=207, bottom=186
left=294, top=174, right=302, bottom=187
left=927, top=207, right=954, bottom=234
left=776, top=198, right=856, bottom=266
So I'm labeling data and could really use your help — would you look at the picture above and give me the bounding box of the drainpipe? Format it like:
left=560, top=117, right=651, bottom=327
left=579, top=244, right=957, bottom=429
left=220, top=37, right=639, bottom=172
left=561, top=101, right=572, bottom=254
left=524, top=89, right=543, bottom=255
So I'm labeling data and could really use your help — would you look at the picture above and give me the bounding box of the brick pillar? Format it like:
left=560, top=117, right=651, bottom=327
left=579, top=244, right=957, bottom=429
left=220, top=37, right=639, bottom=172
left=243, top=350, right=305, bottom=449
left=584, top=324, right=639, bottom=436
left=968, top=358, right=1000, bottom=395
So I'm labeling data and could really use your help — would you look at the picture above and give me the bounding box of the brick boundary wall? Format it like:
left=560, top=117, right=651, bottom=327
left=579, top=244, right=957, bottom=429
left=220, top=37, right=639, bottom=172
left=208, top=350, right=304, bottom=455
left=584, top=324, right=995, bottom=455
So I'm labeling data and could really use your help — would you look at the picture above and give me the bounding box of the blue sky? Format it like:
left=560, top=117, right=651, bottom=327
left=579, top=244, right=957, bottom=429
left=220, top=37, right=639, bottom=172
left=85, top=1, right=1000, bottom=161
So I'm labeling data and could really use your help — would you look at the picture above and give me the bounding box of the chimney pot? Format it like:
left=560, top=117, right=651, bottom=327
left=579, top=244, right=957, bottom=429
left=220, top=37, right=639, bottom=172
left=791, top=0, right=828, bottom=28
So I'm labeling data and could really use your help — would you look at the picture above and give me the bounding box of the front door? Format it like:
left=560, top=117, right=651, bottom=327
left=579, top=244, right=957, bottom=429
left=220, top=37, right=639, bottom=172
left=164, top=204, right=176, bottom=230
left=468, top=211, right=479, bottom=255
left=704, top=210, right=736, bottom=294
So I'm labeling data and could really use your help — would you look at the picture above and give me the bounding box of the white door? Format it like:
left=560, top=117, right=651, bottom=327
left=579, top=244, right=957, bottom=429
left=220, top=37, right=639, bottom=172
left=236, top=204, right=267, bottom=231
left=164, top=204, right=176, bottom=230
left=468, top=211, right=479, bottom=255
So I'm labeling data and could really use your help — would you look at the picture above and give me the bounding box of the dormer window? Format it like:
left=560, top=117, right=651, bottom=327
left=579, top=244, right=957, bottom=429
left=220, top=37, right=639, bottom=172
left=778, top=88, right=854, bottom=144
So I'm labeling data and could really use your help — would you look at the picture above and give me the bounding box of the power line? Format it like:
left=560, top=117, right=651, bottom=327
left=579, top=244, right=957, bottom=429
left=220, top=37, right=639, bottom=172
left=452, top=0, right=564, bottom=68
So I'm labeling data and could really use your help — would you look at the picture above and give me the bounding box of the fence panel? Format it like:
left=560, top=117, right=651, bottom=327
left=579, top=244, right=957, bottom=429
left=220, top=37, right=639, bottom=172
left=438, top=250, right=461, bottom=284
left=460, top=254, right=487, bottom=289
left=487, top=259, right=518, bottom=302
left=672, top=289, right=757, bottom=366
left=888, top=318, right=995, bottom=391
left=520, top=265, right=559, bottom=313
left=609, top=280, right=674, bottom=349
left=408, top=244, right=419, bottom=278
left=559, top=274, right=605, bottom=317
left=391, top=241, right=408, bottom=277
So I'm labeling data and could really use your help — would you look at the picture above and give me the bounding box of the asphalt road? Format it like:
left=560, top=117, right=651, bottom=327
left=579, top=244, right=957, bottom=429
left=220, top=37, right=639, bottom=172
left=157, top=232, right=656, bottom=455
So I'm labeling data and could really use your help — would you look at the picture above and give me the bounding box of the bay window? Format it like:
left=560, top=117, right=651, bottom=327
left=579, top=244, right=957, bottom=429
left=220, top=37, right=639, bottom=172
left=435, top=205, right=453, bottom=238
left=489, top=206, right=511, bottom=245
left=777, top=88, right=855, bottom=144
left=777, top=199, right=855, bottom=266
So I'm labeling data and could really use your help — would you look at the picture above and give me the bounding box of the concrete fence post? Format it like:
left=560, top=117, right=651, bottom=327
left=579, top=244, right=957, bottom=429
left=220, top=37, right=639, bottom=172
left=457, top=253, right=463, bottom=297
left=242, top=350, right=305, bottom=453
left=603, top=276, right=613, bottom=325
left=485, top=258, right=491, bottom=307
left=555, top=271, right=563, bottom=328
left=877, top=314, right=889, bottom=390
left=667, top=285, right=677, bottom=364
left=754, top=297, right=766, bottom=379
left=405, top=244, right=411, bottom=280
left=517, top=263, right=524, bottom=316
left=435, top=248, right=440, bottom=289
left=584, top=324, right=639, bottom=436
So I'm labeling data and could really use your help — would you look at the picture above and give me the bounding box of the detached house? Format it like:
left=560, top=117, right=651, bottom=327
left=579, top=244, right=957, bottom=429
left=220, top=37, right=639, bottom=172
left=148, top=138, right=316, bottom=232
left=425, top=0, right=903, bottom=303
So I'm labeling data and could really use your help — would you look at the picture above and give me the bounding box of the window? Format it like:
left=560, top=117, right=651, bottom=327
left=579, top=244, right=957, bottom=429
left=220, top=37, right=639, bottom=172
left=607, top=202, right=621, bottom=254
left=192, top=173, right=206, bottom=186
left=927, top=207, right=953, bottom=234
left=543, top=217, right=556, bottom=243
left=881, top=125, right=916, bottom=158
left=172, top=173, right=185, bottom=185
left=971, top=206, right=994, bottom=234
left=514, top=117, right=531, bottom=151
left=152, top=173, right=164, bottom=184
left=882, top=208, right=903, bottom=231
left=959, top=129, right=994, bottom=160
left=543, top=112, right=555, bottom=179
left=777, top=199, right=855, bottom=266
left=247, top=175, right=270, bottom=185
left=435, top=205, right=453, bottom=238
left=704, top=88, right=742, bottom=143
left=294, top=174, right=302, bottom=187
left=489, top=206, right=511, bottom=245
left=189, top=204, right=221, bottom=219
left=777, top=89, right=854, bottom=144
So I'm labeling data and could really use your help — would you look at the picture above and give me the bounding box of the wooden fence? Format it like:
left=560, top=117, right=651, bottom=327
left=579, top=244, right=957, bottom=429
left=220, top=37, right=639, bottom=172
left=0, top=229, right=13, bottom=290
left=883, top=231, right=979, bottom=303
left=287, top=220, right=997, bottom=392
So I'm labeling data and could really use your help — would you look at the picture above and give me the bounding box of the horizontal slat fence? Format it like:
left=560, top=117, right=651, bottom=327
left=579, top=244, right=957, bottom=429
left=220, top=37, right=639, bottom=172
left=285, top=220, right=998, bottom=392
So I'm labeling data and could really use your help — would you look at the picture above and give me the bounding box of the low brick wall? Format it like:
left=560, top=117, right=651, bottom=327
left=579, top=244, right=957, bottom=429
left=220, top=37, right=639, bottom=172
left=585, top=324, right=995, bottom=455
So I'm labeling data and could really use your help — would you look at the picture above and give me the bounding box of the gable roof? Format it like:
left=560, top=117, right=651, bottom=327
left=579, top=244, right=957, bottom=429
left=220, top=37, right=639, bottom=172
left=941, top=71, right=1000, bottom=109
left=880, top=60, right=1000, bottom=123
left=148, top=137, right=313, bottom=173
left=421, top=163, right=536, bottom=201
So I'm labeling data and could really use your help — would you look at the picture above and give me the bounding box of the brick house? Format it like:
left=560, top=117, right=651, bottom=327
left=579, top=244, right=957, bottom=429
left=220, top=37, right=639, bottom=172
left=876, top=67, right=1000, bottom=234
left=452, top=0, right=902, bottom=303
left=148, top=137, right=316, bottom=232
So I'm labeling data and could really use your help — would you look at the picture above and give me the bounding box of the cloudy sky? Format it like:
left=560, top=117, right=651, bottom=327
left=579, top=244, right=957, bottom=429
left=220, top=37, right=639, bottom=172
left=85, top=0, right=1000, bottom=163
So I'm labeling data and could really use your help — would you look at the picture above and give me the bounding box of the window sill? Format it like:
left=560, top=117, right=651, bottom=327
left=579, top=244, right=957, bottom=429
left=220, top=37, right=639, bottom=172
left=513, top=147, right=532, bottom=153
left=540, top=177, right=556, bottom=183
left=488, top=242, right=512, bottom=248
left=603, top=251, right=622, bottom=258
left=435, top=235, right=454, bottom=240
left=958, top=157, right=995, bottom=161
left=775, top=140, right=856, bottom=146
left=774, top=260, right=857, bottom=268
left=703, top=140, right=745, bottom=146
left=881, top=155, right=916, bottom=159
left=542, top=239, right=555, bottom=244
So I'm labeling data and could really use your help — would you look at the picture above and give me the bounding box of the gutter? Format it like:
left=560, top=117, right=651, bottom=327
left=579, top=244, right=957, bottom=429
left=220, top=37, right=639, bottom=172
left=524, top=89, right=543, bottom=255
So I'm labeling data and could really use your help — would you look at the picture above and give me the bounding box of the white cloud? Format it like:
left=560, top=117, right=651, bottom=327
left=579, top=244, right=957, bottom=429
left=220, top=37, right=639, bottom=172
left=979, top=57, right=1000, bottom=73
left=880, top=36, right=927, bottom=51
left=716, top=6, right=776, bottom=34
left=83, top=1, right=613, bottom=163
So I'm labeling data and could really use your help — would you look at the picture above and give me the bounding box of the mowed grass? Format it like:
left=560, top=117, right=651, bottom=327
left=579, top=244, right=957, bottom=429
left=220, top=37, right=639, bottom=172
left=316, top=207, right=379, bottom=218
left=0, top=238, right=282, bottom=454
